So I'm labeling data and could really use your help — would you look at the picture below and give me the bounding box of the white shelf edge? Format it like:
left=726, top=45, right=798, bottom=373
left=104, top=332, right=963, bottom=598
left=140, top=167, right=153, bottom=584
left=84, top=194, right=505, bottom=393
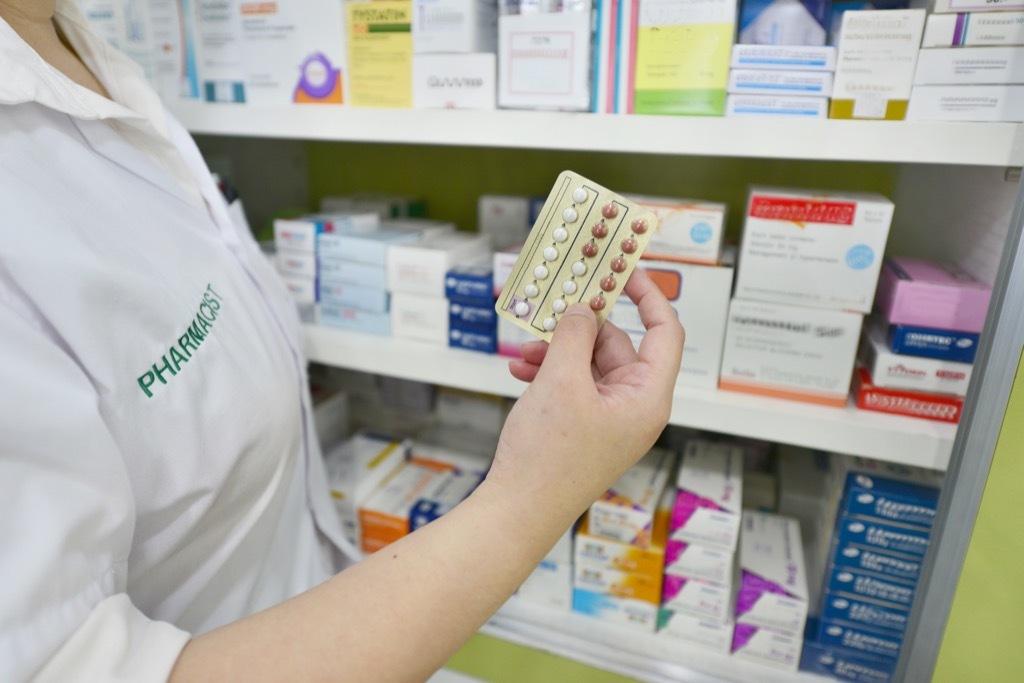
left=171, top=101, right=1024, bottom=167
left=304, top=324, right=956, bottom=470
left=483, top=598, right=831, bottom=683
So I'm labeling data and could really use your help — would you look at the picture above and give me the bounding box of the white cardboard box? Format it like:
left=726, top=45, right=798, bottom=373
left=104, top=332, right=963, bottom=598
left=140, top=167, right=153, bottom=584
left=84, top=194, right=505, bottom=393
left=923, top=11, right=1024, bottom=48
left=497, top=10, right=592, bottom=111
left=931, top=0, right=1024, bottom=12
left=572, top=589, right=659, bottom=633
left=589, top=448, right=675, bottom=546
left=516, top=559, right=572, bottom=611
left=664, top=540, right=735, bottom=586
left=412, top=0, right=498, bottom=53
left=914, top=46, right=1024, bottom=85
left=726, top=94, right=828, bottom=118
left=413, top=53, right=497, bottom=109
left=608, top=260, right=733, bottom=390
left=387, top=232, right=492, bottom=296
left=661, top=573, right=734, bottom=623
left=907, top=84, right=1024, bottom=122
left=736, top=511, right=809, bottom=637
left=728, top=69, right=833, bottom=96
left=670, top=440, right=745, bottom=553
left=656, top=610, right=734, bottom=654
left=860, top=322, right=974, bottom=396
left=731, top=625, right=804, bottom=671
left=719, top=299, right=864, bottom=407
left=479, top=196, right=534, bottom=250
left=736, top=186, right=895, bottom=313
left=390, top=292, right=450, bottom=344
left=730, top=44, right=837, bottom=71
left=624, top=195, right=727, bottom=265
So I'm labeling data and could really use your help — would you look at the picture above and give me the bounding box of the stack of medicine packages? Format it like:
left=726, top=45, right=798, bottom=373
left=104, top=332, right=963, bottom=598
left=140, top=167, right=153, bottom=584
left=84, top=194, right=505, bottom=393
left=487, top=193, right=545, bottom=358
left=657, top=440, right=744, bottom=655
left=727, top=0, right=837, bottom=119
left=572, top=448, right=677, bottom=633
left=411, top=0, right=499, bottom=110
left=385, top=227, right=492, bottom=345
left=801, top=458, right=943, bottom=681
left=720, top=186, right=895, bottom=409
left=317, top=218, right=454, bottom=335
left=855, top=258, right=993, bottom=424
left=273, top=211, right=381, bottom=322
left=609, top=196, right=733, bottom=392
left=908, top=1, right=1024, bottom=121
left=446, top=260, right=499, bottom=353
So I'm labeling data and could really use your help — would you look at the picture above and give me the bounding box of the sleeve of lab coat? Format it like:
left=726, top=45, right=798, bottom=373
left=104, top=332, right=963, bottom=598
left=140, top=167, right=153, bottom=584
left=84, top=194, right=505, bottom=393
left=0, top=301, right=190, bottom=682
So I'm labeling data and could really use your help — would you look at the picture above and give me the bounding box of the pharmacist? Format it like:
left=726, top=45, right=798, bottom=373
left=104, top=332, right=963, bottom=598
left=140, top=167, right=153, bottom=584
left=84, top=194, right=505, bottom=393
left=0, top=2, right=684, bottom=681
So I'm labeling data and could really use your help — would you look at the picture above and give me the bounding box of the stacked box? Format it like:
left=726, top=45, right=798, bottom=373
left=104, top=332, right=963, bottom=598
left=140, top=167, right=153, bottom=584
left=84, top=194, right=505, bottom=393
left=572, top=449, right=677, bottom=633
left=801, top=465, right=941, bottom=681
left=478, top=195, right=544, bottom=250
left=727, top=43, right=836, bottom=119
left=855, top=258, right=992, bottom=423
left=411, top=0, right=498, bottom=109
left=517, top=523, right=576, bottom=611
left=446, top=262, right=498, bottom=354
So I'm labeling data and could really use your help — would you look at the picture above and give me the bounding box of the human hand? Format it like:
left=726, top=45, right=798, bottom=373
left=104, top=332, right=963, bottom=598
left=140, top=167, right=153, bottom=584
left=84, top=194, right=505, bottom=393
left=485, top=268, right=684, bottom=521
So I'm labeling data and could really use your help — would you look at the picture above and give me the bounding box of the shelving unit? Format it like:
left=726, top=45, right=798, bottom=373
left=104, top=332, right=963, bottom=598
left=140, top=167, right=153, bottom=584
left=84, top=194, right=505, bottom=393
left=305, top=324, right=956, bottom=470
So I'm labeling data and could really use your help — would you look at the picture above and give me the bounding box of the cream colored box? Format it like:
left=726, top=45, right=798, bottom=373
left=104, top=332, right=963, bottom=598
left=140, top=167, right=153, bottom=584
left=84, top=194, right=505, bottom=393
left=624, top=194, right=726, bottom=265
left=588, top=448, right=676, bottom=546
left=387, top=232, right=492, bottom=296
left=390, top=292, right=450, bottom=345
left=923, top=11, right=1024, bottom=47
left=907, top=84, right=1024, bottom=121
left=497, top=11, right=592, bottom=111
left=736, top=186, right=895, bottom=313
left=412, top=53, right=497, bottom=109
left=914, top=47, right=1024, bottom=85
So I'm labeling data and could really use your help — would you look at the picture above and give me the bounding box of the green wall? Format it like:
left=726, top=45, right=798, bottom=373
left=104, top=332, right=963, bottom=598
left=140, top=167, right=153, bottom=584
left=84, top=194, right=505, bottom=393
left=932, top=350, right=1024, bottom=681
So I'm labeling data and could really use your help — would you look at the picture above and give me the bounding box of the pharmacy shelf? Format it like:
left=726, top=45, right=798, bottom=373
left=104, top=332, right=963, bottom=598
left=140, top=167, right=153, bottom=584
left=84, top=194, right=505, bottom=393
left=304, top=324, right=957, bottom=470
left=483, top=598, right=829, bottom=683
left=171, top=101, right=1024, bottom=167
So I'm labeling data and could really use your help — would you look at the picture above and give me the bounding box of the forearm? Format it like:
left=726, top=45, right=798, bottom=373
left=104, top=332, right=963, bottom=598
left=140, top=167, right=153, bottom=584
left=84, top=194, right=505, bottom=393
left=169, top=477, right=579, bottom=683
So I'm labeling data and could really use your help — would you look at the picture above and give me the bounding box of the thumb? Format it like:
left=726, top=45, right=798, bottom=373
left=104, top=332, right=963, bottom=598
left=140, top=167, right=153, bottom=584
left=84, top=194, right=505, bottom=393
left=536, top=304, right=598, bottom=380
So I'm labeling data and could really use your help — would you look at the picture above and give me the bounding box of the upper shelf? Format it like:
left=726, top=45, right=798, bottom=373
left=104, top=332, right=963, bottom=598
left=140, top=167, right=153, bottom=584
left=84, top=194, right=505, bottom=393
left=170, top=101, right=1024, bottom=167
left=304, top=324, right=956, bottom=471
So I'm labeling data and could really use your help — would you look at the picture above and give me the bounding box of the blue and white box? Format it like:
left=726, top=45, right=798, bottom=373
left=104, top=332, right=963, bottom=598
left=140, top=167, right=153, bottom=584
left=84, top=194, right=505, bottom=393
left=318, top=304, right=392, bottom=336
left=726, top=94, right=828, bottom=118
left=800, top=640, right=896, bottom=682
left=826, top=567, right=916, bottom=608
left=449, top=300, right=498, bottom=328
left=449, top=327, right=497, bottom=354
left=318, top=259, right=389, bottom=289
left=731, top=44, right=838, bottom=71
left=889, top=324, right=980, bottom=364
left=831, top=544, right=923, bottom=583
left=835, top=518, right=931, bottom=559
left=445, top=263, right=495, bottom=302
left=728, top=69, right=833, bottom=96
left=319, top=228, right=423, bottom=265
left=319, top=280, right=390, bottom=313
left=739, top=0, right=831, bottom=46
left=822, top=593, right=910, bottom=634
left=817, top=620, right=903, bottom=660
left=841, top=472, right=940, bottom=530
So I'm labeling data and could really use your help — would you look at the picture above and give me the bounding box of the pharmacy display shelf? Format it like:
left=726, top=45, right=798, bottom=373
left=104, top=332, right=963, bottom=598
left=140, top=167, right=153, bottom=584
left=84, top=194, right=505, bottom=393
left=171, top=101, right=1024, bottom=167
left=304, top=324, right=957, bottom=470
left=483, top=598, right=829, bottom=683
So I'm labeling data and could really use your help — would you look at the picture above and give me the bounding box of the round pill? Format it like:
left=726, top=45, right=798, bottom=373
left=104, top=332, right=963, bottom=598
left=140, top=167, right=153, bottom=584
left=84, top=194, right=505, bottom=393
left=543, top=317, right=557, bottom=331
left=553, top=227, right=569, bottom=243
left=600, top=275, right=616, bottom=292
left=621, top=237, right=638, bottom=254
left=602, top=203, right=619, bottom=219
left=591, top=222, right=608, bottom=239
left=581, top=242, right=599, bottom=258
left=562, top=208, right=578, bottom=223
left=534, top=265, right=549, bottom=279
left=552, top=298, right=567, bottom=313
left=514, top=302, right=529, bottom=317
left=525, top=283, right=539, bottom=298
left=571, top=261, right=587, bottom=276
left=543, top=246, right=559, bottom=261
left=572, top=187, right=588, bottom=203
left=562, top=280, right=578, bottom=295
left=589, top=295, right=606, bottom=311
left=631, top=218, right=649, bottom=234
left=610, top=256, right=627, bottom=273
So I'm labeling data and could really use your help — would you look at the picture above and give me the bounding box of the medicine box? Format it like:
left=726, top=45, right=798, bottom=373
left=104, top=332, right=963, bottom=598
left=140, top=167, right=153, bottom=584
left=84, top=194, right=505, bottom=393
left=835, top=517, right=931, bottom=558
left=319, top=228, right=424, bottom=265
left=346, top=1, right=414, bottom=109
left=408, top=424, right=497, bottom=474
left=449, top=300, right=497, bottom=328
left=738, top=0, right=830, bottom=46
left=318, top=259, right=388, bottom=289
left=412, top=0, right=498, bottom=54
left=387, top=232, right=492, bottom=296
left=572, top=589, right=659, bottom=633
left=656, top=610, right=734, bottom=654
left=589, top=448, right=676, bottom=546
left=830, top=9, right=927, bottom=120
left=622, top=195, right=726, bottom=265
left=516, top=559, right=572, bottom=611
left=573, top=564, right=663, bottom=605
left=319, top=280, right=390, bottom=313
left=931, top=0, right=1024, bottom=12
left=324, top=431, right=409, bottom=547
left=731, top=624, right=804, bottom=672
left=719, top=299, right=863, bottom=407
left=607, top=259, right=733, bottom=390
left=914, top=46, right=1024, bottom=85
left=391, top=292, right=450, bottom=344
left=800, top=640, right=896, bottom=683
left=736, top=186, right=895, bottom=313
left=280, top=273, right=317, bottom=305
left=449, top=326, right=497, bottom=353
left=492, top=245, right=521, bottom=296
left=861, top=323, right=974, bottom=396
left=479, top=196, right=533, bottom=250
left=575, top=507, right=669, bottom=577
left=725, top=94, right=829, bottom=118
left=817, top=619, right=903, bottom=660
left=670, top=440, right=744, bottom=553
left=408, top=469, right=482, bottom=531
left=875, top=258, right=993, bottom=333
left=412, top=53, right=497, bottom=109
left=446, top=263, right=495, bottom=303
left=736, top=512, right=809, bottom=636
left=924, top=11, right=1024, bottom=47
left=889, top=323, right=980, bottom=364
left=273, top=213, right=381, bottom=253
left=434, top=387, right=507, bottom=435
left=358, top=462, right=448, bottom=552
left=664, top=541, right=735, bottom=586
left=276, top=249, right=318, bottom=278
left=822, top=592, right=911, bottom=634
left=662, top=574, right=734, bottom=623
left=826, top=566, right=916, bottom=608
left=832, top=543, right=923, bottom=583
left=497, top=316, right=532, bottom=359
left=907, top=84, right=1024, bottom=122
left=319, top=303, right=392, bottom=335
left=854, top=366, right=966, bottom=424
left=497, top=10, right=592, bottom=111
left=728, top=69, right=834, bottom=96
left=730, top=44, right=837, bottom=70
left=840, top=469, right=940, bottom=530
left=549, top=523, right=577, bottom=565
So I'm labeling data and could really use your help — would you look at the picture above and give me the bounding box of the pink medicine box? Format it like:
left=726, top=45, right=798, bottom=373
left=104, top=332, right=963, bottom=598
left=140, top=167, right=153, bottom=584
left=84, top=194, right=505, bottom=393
left=875, top=258, right=992, bottom=333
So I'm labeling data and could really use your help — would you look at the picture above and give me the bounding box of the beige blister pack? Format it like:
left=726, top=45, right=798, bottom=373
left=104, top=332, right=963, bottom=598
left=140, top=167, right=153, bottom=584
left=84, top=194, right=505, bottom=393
left=495, top=171, right=659, bottom=341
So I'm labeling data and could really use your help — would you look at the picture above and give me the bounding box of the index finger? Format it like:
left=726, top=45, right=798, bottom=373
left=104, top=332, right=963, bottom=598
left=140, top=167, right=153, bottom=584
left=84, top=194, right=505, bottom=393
left=623, top=268, right=685, bottom=381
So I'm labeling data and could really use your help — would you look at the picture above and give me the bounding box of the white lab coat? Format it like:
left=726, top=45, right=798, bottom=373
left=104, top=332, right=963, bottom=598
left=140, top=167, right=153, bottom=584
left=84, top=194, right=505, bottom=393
left=0, top=3, right=352, bottom=681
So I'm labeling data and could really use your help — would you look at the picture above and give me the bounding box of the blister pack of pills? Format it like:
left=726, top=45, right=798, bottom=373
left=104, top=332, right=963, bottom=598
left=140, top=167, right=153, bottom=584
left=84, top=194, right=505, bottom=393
left=495, top=170, right=659, bottom=342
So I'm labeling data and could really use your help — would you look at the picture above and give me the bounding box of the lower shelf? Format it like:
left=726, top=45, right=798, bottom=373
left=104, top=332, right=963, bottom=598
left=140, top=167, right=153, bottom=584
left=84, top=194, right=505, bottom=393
left=304, top=324, right=957, bottom=470
left=484, top=599, right=830, bottom=683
